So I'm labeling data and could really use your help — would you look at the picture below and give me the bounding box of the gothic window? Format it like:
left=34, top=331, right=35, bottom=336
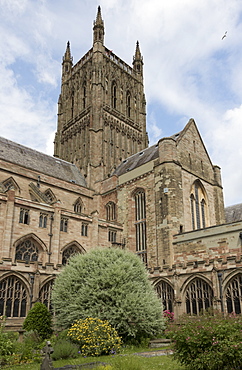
left=108, top=229, right=117, bottom=243
left=19, top=208, right=29, bottom=225
left=225, top=274, right=242, bottom=314
left=81, top=223, right=88, bottom=237
left=111, top=81, right=117, bottom=109
left=62, top=245, right=81, bottom=265
left=0, top=276, right=27, bottom=317
left=134, top=189, right=147, bottom=264
left=106, top=202, right=116, bottom=221
left=39, top=213, right=48, bottom=228
left=15, top=239, right=39, bottom=262
left=60, top=217, right=68, bottom=232
left=39, top=279, right=55, bottom=311
left=156, top=281, right=174, bottom=312
left=83, top=82, right=86, bottom=109
left=2, top=177, right=18, bottom=191
left=185, top=278, right=213, bottom=315
left=126, top=91, right=131, bottom=118
left=74, top=199, right=82, bottom=214
left=44, top=189, right=56, bottom=204
left=190, top=181, right=208, bottom=230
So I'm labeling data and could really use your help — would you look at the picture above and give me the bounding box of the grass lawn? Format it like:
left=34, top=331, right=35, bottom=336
left=3, top=347, right=185, bottom=370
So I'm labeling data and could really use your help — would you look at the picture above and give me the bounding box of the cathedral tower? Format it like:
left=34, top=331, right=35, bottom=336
left=54, top=6, right=148, bottom=187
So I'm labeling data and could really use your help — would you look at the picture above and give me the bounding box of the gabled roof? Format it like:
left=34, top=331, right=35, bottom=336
left=225, top=203, right=242, bottom=223
left=113, top=143, right=159, bottom=176
left=0, top=137, right=87, bottom=187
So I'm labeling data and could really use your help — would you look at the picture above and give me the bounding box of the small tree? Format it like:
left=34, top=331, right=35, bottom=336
left=23, top=302, right=52, bottom=340
left=52, top=247, right=165, bottom=341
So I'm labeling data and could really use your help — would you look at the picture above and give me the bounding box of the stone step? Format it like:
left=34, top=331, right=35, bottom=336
left=149, top=338, right=172, bottom=348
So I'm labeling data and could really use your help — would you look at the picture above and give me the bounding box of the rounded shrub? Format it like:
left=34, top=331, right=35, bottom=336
left=52, top=339, right=79, bottom=360
left=23, top=302, right=53, bottom=340
left=67, top=317, right=122, bottom=356
left=52, top=247, right=165, bottom=342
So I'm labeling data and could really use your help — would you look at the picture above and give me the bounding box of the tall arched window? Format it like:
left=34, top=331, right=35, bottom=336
left=134, top=189, right=147, bottom=264
left=185, top=277, right=213, bottom=315
left=39, top=279, right=55, bottom=311
left=111, top=81, right=117, bottom=109
left=225, top=274, right=242, bottom=314
left=155, top=280, right=174, bottom=312
left=190, top=181, right=208, bottom=230
left=0, top=276, right=27, bottom=317
left=106, top=202, right=116, bottom=221
left=126, top=91, right=131, bottom=118
left=83, top=82, right=86, bottom=109
left=15, top=239, right=39, bottom=262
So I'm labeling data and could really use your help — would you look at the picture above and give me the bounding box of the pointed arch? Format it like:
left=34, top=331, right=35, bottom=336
left=111, top=80, right=117, bottom=109
left=224, top=273, right=242, bottom=314
left=132, top=188, right=147, bottom=264
left=39, top=277, right=55, bottom=311
left=126, top=90, right=131, bottom=118
left=73, top=197, right=83, bottom=214
left=190, top=180, right=209, bottom=230
left=154, top=279, right=174, bottom=312
left=61, top=241, right=86, bottom=265
left=183, top=276, right=214, bottom=315
left=14, top=234, right=47, bottom=263
left=0, top=274, right=29, bottom=317
left=106, top=201, right=116, bottom=221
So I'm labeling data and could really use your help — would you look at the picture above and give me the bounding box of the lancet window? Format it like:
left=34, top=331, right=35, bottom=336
left=39, top=213, right=48, bottom=228
left=185, top=278, right=213, bottom=315
left=111, top=81, right=117, bottom=109
left=134, top=189, right=147, bottom=264
left=39, top=279, right=55, bottom=311
left=19, top=208, right=29, bottom=225
left=106, top=202, right=116, bottom=221
left=0, top=276, right=27, bottom=317
left=126, top=91, right=131, bottom=118
left=226, top=274, right=242, bottom=314
left=155, top=280, right=174, bottom=312
left=190, top=180, right=208, bottom=230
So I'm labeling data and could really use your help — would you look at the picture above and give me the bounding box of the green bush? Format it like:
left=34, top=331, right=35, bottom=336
left=52, top=339, right=79, bottom=360
left=52, top=247, right=165, bottom=342
left=167, top=311, right=242, bottom=370
left=23, top=302, right=53, bottom=340
left=67, top=317, right=122, bottom=356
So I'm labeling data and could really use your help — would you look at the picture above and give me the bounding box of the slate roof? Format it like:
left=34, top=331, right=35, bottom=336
left=0, top=137, right=87, bottom=187
left=113, top=143, right=159, bottom=176
left=225, top=203, right=242, bottom=223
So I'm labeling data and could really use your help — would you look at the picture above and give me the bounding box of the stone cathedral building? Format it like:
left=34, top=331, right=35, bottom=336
left=0, top=7, right=242, bottom=331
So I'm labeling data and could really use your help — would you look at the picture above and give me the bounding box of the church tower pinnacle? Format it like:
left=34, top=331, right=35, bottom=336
left=133, top=41, right=143, bottom=77
left=93, top=6, right=104, bottom=45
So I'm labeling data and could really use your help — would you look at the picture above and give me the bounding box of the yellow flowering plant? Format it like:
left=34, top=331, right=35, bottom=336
left=67, top=317, right=122, bottom=356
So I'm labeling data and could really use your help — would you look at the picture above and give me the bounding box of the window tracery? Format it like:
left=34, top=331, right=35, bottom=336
left=74, top=198, right=82, bottom=214
left=106, top=201, right=116, bottom=221
left=185, top=278, right=213, bottom=315
left=15, top=239, right=39, bottom=262
left=156, top=280, right=174, bottom=312
left=62, top=245, right=81, bottom=265
left=226, top=274, right=242, bottom=314
left=0, top=276, right=27, bottom=317
left=190, top=181, right=208, bottom=230
left=39, top=279, right=55, bottom=311
left=134, top=189, right=147, bottom=264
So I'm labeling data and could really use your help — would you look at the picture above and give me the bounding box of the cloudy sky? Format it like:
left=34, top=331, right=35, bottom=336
left=0, top=0, right=242, bottom=206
